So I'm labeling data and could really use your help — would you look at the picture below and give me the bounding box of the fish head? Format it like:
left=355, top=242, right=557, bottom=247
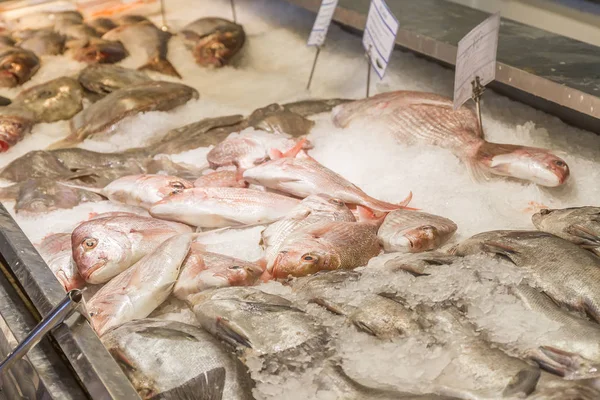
left=193, top=31, right=240, bottom=68
left=145, top=175, right=194, bottom=199
left=271, top=240, right=339, bottom=279
left=486, top=144, right=569, bottom=187
left=216, top=263, right=264, bottom=286
left=73, top=40, right=128, bottom=64
left=531, top=208, right=557, bottom=228
left=0, top=49, right=40, bottom=88
left=0, top=112, right=34, bottom=152
left=72, top=224, right=133, bottom=284
left=390, top=225, right=442, bottom=252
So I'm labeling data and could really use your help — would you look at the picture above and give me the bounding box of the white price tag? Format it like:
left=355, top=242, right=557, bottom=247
left=362, top=0, right=399, bottom=79
left=453, top=13, right=500, bottom=109
left=307, top=0, right=339, bottom=47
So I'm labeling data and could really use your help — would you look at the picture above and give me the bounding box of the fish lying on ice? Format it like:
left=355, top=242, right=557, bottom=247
left=532, top=207, right=600, bottom=256
left=452, top=230, right=600, bottom=323
left=194, top=170, right=248, bottom=188
left=36, top=233, right=85, bottom=291
left=71, top=213, right=192, bottom=284
left=14, top=76, right=83, bottom=123
left=0, top=47, right=40, bottom=88
left=70, top=38, right=129, bottom=65
left=180, top=17, right=245, bottom=67
left=332, top=90, right=570, bottom=187
left=377, top=210, right=457, bottom=253
left=78, top=64, right=152, bottom=99
left=103, top=20, right=181, bottom=78
left=150, top=187, right=300, bottom=228
left=17, top=29, right=65, bottom=56
left=87, top=233, right=192, bottom=336
left=48, top=81, right=198, bottom=149
left=102, top=319, right=254, bottom=400
left=270, top=221, right=381, bottom=278
left=262, top=194, right=356, bottom=269
left=247, top=103, right=315, bottom=137
left=243, top=156, right=412, bottom=212
left=173, top=244, right=263, bottom=300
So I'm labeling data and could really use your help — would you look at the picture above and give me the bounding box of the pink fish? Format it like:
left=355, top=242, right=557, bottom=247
left=193, top=170, right=248, bottom=188
left=36, top=233, right=85, bottom=291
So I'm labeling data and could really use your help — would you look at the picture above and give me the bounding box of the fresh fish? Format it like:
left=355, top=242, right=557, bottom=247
left=56, top=22, right=99, bottom=42
left=71, top=214, right=192, bottom=284
left=11, top=10, right=83, bottom=31
left=78, top=64, right=151, bottom=98
left=262, top=194, right=356, bottom=269
left=103, top=21, right=181, bottom=78
left=247, top=103, right=315, bottom=137
left=194, top=170, right=248, bottom=188
left=17, top=29, right=65, bottom=56
left=36, top=233, right=85, bottom=291
left=83, top=174, right=193, bottom=209
left=102, top=319, right=254, bottom=400
left=378, top=210, right=457, bottom=252
left=0, top=150, right=85, bottom=181
left=173, top=244, right=263, bottom=300
left=532, top=207, right=600, bottom=256
left=87, top=233, right=192, bottom=336
left=9, top=178, right=103, bottom=214
left=14, top=76, right=83, bottom=123
left=115, top=15, right=149, bottom=25
left=270, top=221, right=381, bottom=278
left=50, top=147, right=150, bottom=174
left=150, top=187, right=300, bottom=228
left=48, top=81, right=198, bottom=149
left=0, top=47, right=40, bottom=87
left=0, top=104, right=35, bottom=151
left=88, top=18, right=117, bottom=35
left=332, top=90, right=570, bottom=187
left=71, top=38, right=128, bottom=64
left=452, top=230, right=600, bottom=323
left=180, top=18, right=245, bottom=67
left=382, top=251, right=458, bottom=276
left=282, top=98, right=351, bottom=117
left=243, top=156, right=412, bottom=212
left=191, top=287, right=329, bottom=370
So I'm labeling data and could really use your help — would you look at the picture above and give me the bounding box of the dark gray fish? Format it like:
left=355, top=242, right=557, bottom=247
left=14, top=76, right=83, bottom=123
left=0, top=95, right=10, bottom=106
left=17, top=29, right=65, bottom=56
left=56, top=22, right=99, bottom=41
left=532, top=207, right=600, bottom=256
left=103, top=21, right=180, bottom=78
left=247, top=103, right=314, bottom=138
left=78, top=64, right=151, bottom=99
left=48, top=81, right=198, bottom=149
left=0, top=150, right=79, bottom=181
left=88, top=18, right=117, bottom=35
left=180, top=18, right=245, bottom=68
left=283, top=98, right=351, bottom=117
left=102, top=319, right=254, bottom=400
left=0, top=47, right=40, bottom=88
left=0, top=104, right=35, bottom=151
left=0, top=35, right=15, bottom=48
left=71, top=38, right=128, bottom=65
left=452, top=230, right=600, bottom=323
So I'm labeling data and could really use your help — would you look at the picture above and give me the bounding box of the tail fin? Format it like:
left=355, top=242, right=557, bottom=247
left=354, top=205, right=386, bottom=226
left=138, top=57, right=181, bottom=79
left=57, top=182, right=105, bottom=197
left=269, top=137, right=310, bottom=160
left=46, top=135, right=81, bottom=150
left=362, top=191, right=417, bottom=212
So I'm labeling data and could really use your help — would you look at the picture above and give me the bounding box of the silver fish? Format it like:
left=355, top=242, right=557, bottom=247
left=36, top=233, right=85, bottom=291
left=14, top=76, right=83, bottom=123
left=78, top=64, right=151, bottom=98
left=180, top=17, right=245, bottom=68
left=332, top=91, right=570, bottom=187
left=102, top=319, right=254, bottom=399
left=532, top=207, right=600, bottom=256
left=71, top=213, right=192, bottom=284
left=0, top=47, right=40, bottom=88
left=243, top=156, right=412, bottom=212
left=452, top=230, right=600, bottom=323
left=103, top=20, right=181, bottom=78
left=149, top=187, right=300, bottom=228
left=87, top=233, right=192, bottom=336
left=48, top=81, right=198, bottom=149
left=378, top=210, right=457, bottom=253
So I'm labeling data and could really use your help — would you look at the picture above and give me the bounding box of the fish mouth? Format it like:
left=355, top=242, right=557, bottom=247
left=83, top=259, right=108, bottom=281
left=0, top=70, right=19, bottom=88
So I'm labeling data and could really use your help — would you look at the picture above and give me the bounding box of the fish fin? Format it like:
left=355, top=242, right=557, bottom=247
left=382, top=259, right=430, bottom=277
left=46, top=135, right=81, bottom=150
left=215, top=317, right=252, bottom=348
left=259, top=269, right=273, bottom=282
left=155, top=367, right=226, bottom=400
left=566, top=224, right=600, bottom=246
left=138, top=57, right=182, bottom=79
left=309, top=297, right=347, bottom=316
left=56, top=182, right=105, bottom=197
left=464, top=157, right=492, bottom=184
left=481, top=240, right=518, bottom=255
left=534, top=346, right=600, bottom=380
left=234, top=167, right=245, bottom=183
left=0, top=183, right=21, bottom=200
left=378, top=292, right=410, bottom=306
left=268, top=148, right=284, bottom=160
left=501, top=366, right=540, bottom=397
left=355, top=205, right=386, bottom=225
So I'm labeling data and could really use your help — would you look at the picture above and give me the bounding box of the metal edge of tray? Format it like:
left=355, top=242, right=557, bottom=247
left=284, top=0, right=600, bottom=133
left=0, top=203, right=140, bottom=400
left=0, top=266, right=85, bottom=399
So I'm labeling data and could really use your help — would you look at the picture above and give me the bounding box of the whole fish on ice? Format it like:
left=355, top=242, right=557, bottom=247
left=532, top=207, right=600, bottom=256
left=78, top=64, right=151, bottom=99
left=0, top=47, right=40, bottom=88
left=36, top=233, right=85, bottom=291
left=180, top=17, right=245, bottom=68
left=48, top=81, right=198, bottom=149
left=243, top=156, right=412, bottom=212
left=14, top=76, right=83, bottom=123
left=71, top=213, right=192, bottom=284
left=87, top=233, right=192, bottom=336
left=150, top=187, right=300, bottom=228
left=332, top=90, right=570, bottom=187
left=17, top=29, right=65, bottom=56
left=378, top=209, right=457, bottom=253
left=70, top=38, right=129, bottom=65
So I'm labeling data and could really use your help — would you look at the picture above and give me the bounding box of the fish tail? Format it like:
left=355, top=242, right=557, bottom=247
left=56, top=182, right=105, bottom=196
left=363, top=191, right=415, bottom=212
left=138, top=57, right=182, bottom=79
left=46, top=135, right=81, bottom=150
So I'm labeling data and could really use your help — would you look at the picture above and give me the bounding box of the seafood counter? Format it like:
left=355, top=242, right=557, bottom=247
left=0, top=0, right=599, bottom=399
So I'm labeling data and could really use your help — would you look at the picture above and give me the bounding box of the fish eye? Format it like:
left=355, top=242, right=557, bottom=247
left=539, top=209, right=551, bottom=215
left=229, top=265, right=242, bottom=270
left=553, top=160, right=566, bottom=168
left=170, top=181, right=186, bottom=191
left=329, top=198, right=344, bottom=206
left=302, top=254, right=317, bottom=262
left=82, top=237, right=98, bottom=250
left=37, top=90, right=54, bottom=99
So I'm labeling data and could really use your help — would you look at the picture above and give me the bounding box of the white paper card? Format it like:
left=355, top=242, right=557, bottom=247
left=362, top=0, right=399, bottom=79
left=307, top=0, right=339, bottom=47
left=453, top=13, right=500, bottom=109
